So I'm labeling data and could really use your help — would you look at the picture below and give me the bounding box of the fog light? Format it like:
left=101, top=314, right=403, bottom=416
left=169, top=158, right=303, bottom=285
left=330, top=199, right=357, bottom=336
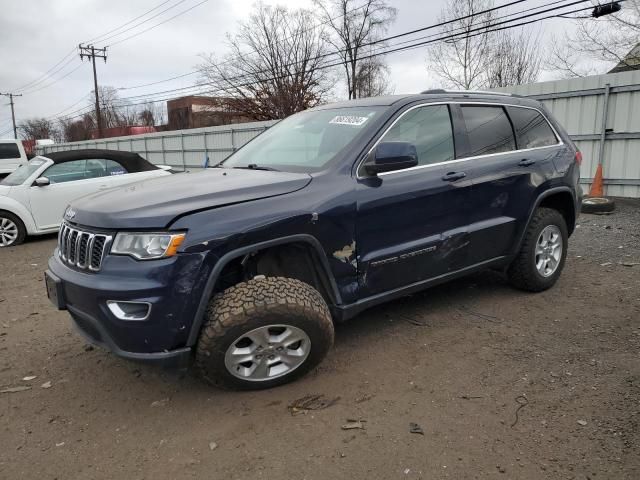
left=107, top=301, right=151, bottom=321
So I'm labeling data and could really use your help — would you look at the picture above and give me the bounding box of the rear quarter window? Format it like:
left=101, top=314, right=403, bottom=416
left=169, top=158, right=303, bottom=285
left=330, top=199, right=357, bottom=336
left=0, top=143, right=20, bottom=159
left=507, top=107, right=559, bottom=149
left=460, top=105, right=516, bottom=157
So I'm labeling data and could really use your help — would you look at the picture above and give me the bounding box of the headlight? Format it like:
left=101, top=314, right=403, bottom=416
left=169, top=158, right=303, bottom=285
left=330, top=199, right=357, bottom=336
left=111, top=232, right=186, bottom=260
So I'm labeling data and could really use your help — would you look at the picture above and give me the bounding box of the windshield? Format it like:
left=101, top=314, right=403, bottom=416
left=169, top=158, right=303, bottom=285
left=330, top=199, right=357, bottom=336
left=222, top=107, right=383, bottom=173
left=1, top=157, right=47, bottom=186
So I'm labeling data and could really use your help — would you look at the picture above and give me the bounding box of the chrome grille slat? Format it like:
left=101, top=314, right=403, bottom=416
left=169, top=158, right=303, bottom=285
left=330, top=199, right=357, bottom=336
left=57, top=222, right=112, bottom=272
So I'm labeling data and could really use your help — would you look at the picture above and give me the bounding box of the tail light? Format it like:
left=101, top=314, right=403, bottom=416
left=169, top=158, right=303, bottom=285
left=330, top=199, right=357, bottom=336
left=575, top=150, right=583, bottom=166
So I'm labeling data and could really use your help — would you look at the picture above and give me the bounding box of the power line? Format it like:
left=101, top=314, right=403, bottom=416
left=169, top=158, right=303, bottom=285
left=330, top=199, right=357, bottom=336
left=116, top=1, right=371, bottom=90
left=40, top=0, right=600, bottom=125
left=94, top=0, right=193, bottom=46
left=82, top=0, right=175, bottom=45
left=104, top=0, right=210, bottom=48
left=10, top=47, right=78, bottom=93
left=19, top=62, right=86, bottom=96
left=115, top=0, right=580, bottom=104
left=110, top=0, right=599, bottom=109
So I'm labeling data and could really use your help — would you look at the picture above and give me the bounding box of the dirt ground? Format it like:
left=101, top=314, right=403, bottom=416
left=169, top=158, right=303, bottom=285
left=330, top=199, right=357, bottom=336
left=1, top=199, right=639, bottom=480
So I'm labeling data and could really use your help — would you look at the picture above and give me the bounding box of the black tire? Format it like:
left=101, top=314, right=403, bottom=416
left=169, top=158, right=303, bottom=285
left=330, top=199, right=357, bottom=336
left=508, top=207, right=568, bottom=292
left=0, top=211, right=26, bottom=247
left=581, top=197, right=615, bottom=214
left=195, top=276, right=334, bottom=390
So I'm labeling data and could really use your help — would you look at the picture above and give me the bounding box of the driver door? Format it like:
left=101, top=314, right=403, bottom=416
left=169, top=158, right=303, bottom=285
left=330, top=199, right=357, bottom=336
left=356, top=104, right=475, bottom=297
left=28, top=159, right=112, bottom=230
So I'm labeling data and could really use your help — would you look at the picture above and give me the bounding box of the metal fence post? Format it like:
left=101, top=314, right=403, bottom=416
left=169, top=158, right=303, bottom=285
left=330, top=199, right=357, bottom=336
left=180, top=133, right=186, bottom=171
left=598, top=83, right=611, bottom=168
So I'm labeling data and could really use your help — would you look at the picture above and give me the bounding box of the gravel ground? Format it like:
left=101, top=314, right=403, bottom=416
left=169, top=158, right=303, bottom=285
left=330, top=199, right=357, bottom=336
left=0, top=198, right=639, bottom=480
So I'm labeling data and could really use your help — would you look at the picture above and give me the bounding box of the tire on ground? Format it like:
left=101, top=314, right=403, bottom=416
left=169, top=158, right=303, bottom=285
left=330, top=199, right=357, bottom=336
left=0, top=211, right=26, bottom=247
left=195, top=276, right=334, bottom=390
left=581, top=197, right=615, bottom=214
left=508, top=207, right=568, bottom=292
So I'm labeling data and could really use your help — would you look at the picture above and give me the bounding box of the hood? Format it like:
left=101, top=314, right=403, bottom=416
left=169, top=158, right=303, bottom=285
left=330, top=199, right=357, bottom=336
left=70, top=168, right=312, bottom=229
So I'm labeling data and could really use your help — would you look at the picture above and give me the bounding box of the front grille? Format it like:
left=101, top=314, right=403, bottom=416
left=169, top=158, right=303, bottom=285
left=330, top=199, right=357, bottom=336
left=58, top=223, right=112, bottom=272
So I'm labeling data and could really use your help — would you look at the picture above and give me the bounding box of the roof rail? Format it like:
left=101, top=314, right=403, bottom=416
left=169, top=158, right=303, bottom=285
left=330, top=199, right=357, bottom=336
left=420, top=89, right=514, bottom=97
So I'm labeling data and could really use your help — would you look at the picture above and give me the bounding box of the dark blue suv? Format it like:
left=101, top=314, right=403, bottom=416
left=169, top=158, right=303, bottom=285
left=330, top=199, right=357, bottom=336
left=45, top=91, right=582, bottom=389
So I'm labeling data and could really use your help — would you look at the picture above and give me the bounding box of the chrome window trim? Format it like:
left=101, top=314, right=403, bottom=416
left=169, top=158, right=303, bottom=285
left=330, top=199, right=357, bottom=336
left=356, top=101, right=564, bottom=179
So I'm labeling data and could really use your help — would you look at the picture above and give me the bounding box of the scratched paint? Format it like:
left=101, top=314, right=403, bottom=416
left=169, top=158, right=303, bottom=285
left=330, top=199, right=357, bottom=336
left=333, top=241, right=356, bottom=265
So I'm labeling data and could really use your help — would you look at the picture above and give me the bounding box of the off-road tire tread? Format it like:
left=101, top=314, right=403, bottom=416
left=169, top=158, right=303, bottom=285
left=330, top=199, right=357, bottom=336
left=195, top=276, right=334, bottom=389
left=508, top=207, right=568, bottom=292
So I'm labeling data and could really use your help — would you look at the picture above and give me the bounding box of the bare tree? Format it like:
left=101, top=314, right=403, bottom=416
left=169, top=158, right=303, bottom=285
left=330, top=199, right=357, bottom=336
left=487, top=29, right=542, bottom=88
left=314, top=0, right=396, bottom=99
left=355, top=57, right=393, bottom=97
left=138, top=102, right=166, bottom=126
left=198, top=3, right=331, bottom=120
left=18, top=118, right=61, bottom=142
left=427, top=0, right=495, bottom=89
left=87, top=86, right=134, bottom=128
left=547, top=0, right=640, bottom=78
left=59, top=114, right=94, bottom=142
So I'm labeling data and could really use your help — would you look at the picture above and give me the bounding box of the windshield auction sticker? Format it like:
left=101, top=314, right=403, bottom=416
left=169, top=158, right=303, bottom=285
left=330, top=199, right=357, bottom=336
left=329, top=115, right=369, bottom=126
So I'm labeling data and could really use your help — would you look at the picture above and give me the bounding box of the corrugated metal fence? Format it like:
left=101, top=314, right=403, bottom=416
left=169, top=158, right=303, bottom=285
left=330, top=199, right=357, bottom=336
left=497, top=70, right=640, bottom=198
left=37, top=120, right=277, bottom=170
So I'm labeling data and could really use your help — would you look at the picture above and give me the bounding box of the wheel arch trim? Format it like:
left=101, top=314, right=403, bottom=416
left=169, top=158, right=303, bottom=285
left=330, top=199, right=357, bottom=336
left=514, top=186, right=576, bottom=255
left=186, top=234, right=341, bottom=347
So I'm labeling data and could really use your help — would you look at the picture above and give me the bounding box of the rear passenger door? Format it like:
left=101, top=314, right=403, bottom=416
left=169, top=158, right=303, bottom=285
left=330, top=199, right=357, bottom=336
left=458, top=104, right=562, bottom=263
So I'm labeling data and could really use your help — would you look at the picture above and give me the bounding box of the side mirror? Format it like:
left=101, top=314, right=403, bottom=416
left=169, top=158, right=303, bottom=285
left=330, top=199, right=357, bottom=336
left=364, top=142, right=418, bottom=175
left=34, top=177, right=50, bottom=187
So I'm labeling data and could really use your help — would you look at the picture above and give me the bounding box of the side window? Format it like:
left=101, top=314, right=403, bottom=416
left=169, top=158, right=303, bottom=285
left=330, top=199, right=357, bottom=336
left=44, top=160, right=88, bottom=184
left=507, top=107, right=558, bottom=149
left=85, top=159, right=108, bottom=178
left=461, top=106, right=516, bottom=157
left=381, top=105, right=455, bottom=166
left=0, top=143, right=20, bottom=159
left=104, top=159, right=128, bottom=176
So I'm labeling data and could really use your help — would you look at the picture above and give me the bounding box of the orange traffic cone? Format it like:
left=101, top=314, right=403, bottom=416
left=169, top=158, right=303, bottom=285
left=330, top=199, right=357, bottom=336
left=589, top=163, right=604, bottom=197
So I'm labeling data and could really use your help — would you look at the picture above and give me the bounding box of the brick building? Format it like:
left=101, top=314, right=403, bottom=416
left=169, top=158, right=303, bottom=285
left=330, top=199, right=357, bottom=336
left=167, top=96, right=251, bottom=130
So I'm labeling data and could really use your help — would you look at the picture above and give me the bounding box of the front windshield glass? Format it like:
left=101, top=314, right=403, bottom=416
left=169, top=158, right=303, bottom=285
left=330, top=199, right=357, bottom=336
left=1, top=158, right=46, bottom=186
left=222, top=107, right=383, bottom=173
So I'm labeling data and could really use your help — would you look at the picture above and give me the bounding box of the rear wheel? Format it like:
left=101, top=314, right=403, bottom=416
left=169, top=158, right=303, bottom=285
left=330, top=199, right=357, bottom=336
left=0, top=212, right=26, bottom=247
left=195, top=276, right=334, bottom=390
left=508, top=208, right=568, bottom=292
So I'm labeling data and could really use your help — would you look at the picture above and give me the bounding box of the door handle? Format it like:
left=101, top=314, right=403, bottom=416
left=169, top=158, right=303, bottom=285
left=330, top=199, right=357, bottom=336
left=99, top=184, right=109, bottom=190
left=441, top=171, right=466, bottom=182
left=518, top=159, right=536, bottom=167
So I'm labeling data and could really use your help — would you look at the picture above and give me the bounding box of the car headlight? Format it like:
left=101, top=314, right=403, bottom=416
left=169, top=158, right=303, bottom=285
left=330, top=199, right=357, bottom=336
left=111, top=232, right=186, bottom=260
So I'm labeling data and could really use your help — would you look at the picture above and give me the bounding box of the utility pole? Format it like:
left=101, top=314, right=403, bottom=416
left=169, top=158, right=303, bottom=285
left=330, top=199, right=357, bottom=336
left=79, top=44, right=107, bottom=138
left=0, top=93, right=23, bottom=139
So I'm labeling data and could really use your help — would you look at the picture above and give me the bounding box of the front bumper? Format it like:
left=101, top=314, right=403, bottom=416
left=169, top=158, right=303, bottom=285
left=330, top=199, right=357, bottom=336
left=47, top=249, right=208, bottom=368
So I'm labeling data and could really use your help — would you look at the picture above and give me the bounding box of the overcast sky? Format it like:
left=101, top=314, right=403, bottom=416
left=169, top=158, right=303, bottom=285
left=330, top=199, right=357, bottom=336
left=0, top=0, right=588, bottom=133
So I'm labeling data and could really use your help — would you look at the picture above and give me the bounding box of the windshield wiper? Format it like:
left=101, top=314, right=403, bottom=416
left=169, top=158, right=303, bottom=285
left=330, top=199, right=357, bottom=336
left=233, top=164, right=280, bottom=172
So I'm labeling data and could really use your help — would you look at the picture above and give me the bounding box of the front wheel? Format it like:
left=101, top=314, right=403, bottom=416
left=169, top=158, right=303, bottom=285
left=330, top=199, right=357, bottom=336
left=508, top=207, right=568, bottom=292
left=0, top=212, right=26, bottom=247
left=195, top=276, right=334, bottom=390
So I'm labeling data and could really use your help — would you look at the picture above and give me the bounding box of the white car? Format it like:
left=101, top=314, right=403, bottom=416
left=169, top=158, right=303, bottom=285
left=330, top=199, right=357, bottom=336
left=0, top=139, right=28, bottom=177
left=0, top=149, right=172, bottom=247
